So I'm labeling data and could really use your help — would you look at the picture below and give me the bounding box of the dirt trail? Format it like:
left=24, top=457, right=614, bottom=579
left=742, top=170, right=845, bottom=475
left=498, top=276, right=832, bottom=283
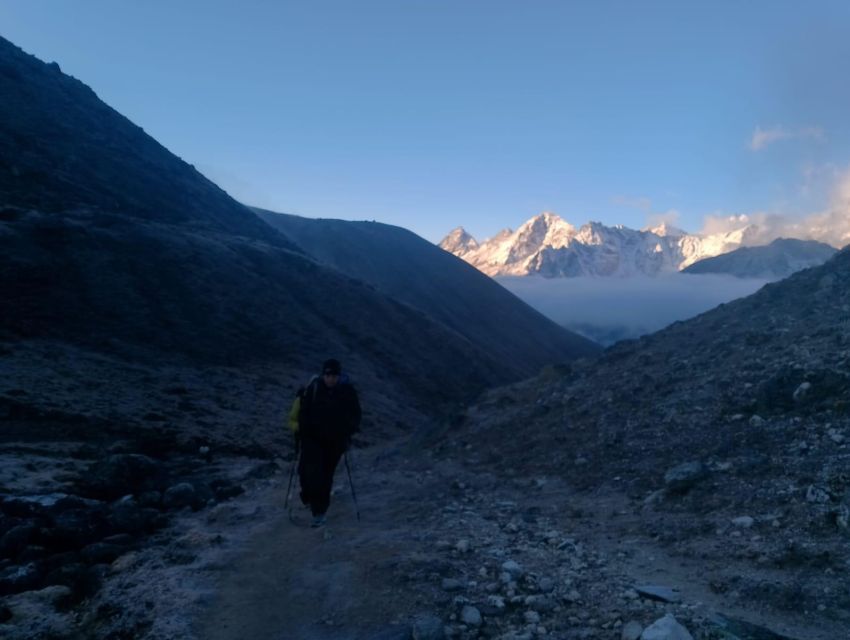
left=197, top=447, right=425, bottom=640
left=195, top=447, right=838, bottom=640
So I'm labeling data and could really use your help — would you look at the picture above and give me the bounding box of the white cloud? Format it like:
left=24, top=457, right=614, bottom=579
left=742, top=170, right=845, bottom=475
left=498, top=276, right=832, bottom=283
left=699, top=213, right=753, bottom=236
left=748, top=125, right=825, bottom=151
left=698, top=168, right=850, bottom=248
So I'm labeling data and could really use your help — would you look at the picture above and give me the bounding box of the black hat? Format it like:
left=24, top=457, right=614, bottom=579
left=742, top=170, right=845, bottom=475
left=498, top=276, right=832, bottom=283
left=322, top=359, right=341, bottom=375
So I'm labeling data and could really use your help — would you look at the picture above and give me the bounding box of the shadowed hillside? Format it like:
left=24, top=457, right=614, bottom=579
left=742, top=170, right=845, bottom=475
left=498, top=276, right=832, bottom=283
left=452, top=247, right=850, bottom=633
left=255, top=209, right=599, bottom=379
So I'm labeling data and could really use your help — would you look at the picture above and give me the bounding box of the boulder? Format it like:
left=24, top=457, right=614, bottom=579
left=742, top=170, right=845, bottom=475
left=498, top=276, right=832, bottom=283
left=663, top=462, right=708, bottom=493
left=501, top=560, right=523, bottom=577
left=622, top=620, right=643, bottom=640
left=461, top=605, right=482, bottom=627
left=537, top=576, right=555, bottom=593
left=80, top=454, right=165, bottom=500
left=635, top=585, right=681, bottom=603
left=640, top=614, right=694, bottom=640
left=441, top=578, right=464, bottom=592
left=163, top=483, right=198, bottom=510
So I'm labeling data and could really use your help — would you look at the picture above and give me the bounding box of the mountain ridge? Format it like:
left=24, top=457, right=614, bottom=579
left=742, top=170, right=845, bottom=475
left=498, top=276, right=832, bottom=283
left=682, top=237, right=838, bottom=278
left=440, top=212, right=762, bottom=277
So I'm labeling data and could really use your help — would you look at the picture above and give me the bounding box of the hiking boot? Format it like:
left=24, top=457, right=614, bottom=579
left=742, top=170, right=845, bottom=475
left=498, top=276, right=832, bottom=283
left=310, top=514, right=327, bottom=528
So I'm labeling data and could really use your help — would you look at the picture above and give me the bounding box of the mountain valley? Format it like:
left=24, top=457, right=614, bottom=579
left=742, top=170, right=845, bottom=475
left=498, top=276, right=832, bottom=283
left=1, top=32, right=849, bottom=640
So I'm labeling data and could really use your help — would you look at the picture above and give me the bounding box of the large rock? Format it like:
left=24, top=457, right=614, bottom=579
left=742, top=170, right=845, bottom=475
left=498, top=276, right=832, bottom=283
left=635, top=585, right=681, bottom=603
left=461, top=605, right=482, bottom=627
left=163, top=483, right=198, bottom=510
left=80, top=454, right=165, bottom=500
left=622, top=620, right=643, bottom=640
left=640, top=614, right=694, bottom=640
left=663, top=462, right=708, bottom=493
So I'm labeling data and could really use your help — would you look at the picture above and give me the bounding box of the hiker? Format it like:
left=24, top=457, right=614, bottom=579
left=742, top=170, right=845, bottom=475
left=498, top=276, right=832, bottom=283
left=295, top=358, right=361, bottom=527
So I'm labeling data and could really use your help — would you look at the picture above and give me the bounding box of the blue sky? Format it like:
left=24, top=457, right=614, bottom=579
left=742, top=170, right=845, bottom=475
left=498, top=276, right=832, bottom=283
left=3, top=1, right=850, bottom=242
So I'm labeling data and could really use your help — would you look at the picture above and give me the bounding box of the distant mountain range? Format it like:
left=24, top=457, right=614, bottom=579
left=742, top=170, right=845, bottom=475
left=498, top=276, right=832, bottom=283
left=682, top=237, right=837, bottom=279
left=439, top=212, right=835, bottom=278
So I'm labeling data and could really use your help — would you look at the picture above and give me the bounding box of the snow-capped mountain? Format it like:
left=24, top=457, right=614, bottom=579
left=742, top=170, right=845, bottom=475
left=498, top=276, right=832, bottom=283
left=439, top=212, right=757, bottom=277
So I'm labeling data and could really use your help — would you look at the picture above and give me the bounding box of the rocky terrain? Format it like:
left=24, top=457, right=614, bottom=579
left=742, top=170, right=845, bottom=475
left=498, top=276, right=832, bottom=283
left=442, top=249, right=850, bottom=636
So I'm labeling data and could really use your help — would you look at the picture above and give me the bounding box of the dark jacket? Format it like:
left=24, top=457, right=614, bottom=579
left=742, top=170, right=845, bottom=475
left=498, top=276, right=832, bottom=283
left=298, top=379, right=361, bottom=446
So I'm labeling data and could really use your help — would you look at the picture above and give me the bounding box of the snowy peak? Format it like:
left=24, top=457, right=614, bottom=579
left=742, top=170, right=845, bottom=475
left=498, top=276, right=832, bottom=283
left=439, top=227, right=479, bottom=255
left=644, top=222, right=687, bottom=238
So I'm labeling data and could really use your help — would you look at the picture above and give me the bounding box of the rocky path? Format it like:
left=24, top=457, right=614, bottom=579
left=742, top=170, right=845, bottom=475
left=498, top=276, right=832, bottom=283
left=192, top=443, right=846, bottom=640
left=198, top=447, right=426, bottom=640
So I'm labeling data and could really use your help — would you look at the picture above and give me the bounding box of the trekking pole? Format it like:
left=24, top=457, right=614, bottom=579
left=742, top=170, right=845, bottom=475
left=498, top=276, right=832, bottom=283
left=343, top=451, right=360, bottom=521
left=284, top=442, right=300, bottom=512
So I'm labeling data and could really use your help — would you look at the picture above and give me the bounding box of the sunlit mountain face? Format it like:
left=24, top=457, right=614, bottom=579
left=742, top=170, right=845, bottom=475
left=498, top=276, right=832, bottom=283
left=439, top=212, right=839, bottom=278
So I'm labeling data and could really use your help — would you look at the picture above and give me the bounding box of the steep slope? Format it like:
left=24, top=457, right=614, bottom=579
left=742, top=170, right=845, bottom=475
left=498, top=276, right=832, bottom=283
left=683, top=237, right=838, bottom=278
left=454, top=247, right=850, bottom=629
left=0, top=38, right=281, bottom=242
left=439, top=212, right=757, bottom=277
left=255, top=209, right=599, bottom=377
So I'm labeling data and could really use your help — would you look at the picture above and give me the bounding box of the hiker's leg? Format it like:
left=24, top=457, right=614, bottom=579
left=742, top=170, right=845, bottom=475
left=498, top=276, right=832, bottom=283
left=312, top=445, right=344, bottom=516
left=298, top=438, right=323, bottom=508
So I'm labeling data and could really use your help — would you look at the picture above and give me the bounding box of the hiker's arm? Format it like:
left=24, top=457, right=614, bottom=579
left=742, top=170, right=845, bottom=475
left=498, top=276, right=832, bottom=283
left=298, top=386, right=311, bottom=433
left=287, top=395, right=301, bottom=435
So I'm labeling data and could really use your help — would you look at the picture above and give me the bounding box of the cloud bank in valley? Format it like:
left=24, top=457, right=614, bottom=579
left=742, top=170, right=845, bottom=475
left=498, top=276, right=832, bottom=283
left=498, top=274, right=771, bottom=346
